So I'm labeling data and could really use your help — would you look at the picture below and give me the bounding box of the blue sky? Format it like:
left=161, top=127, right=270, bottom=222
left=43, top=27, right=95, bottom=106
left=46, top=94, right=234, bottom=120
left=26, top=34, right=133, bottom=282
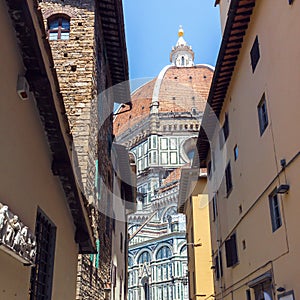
left=123, top=0, right=222, bottom=80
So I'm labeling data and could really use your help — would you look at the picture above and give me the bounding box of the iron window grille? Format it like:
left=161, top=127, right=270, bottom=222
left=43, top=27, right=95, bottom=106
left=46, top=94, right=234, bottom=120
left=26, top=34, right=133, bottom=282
left=29, top=209, right=56, bottom=300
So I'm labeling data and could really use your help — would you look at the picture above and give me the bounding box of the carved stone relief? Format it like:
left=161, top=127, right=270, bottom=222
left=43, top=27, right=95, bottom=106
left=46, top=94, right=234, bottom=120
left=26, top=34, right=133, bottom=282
left=0, top=203, right=36, bottom=265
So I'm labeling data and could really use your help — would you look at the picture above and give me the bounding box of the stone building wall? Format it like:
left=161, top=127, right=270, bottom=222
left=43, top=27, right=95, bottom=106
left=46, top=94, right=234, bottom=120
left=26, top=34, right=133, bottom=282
left=39, top=0, right=97, bottom=195
left=39, top=1, right=114, bottom=299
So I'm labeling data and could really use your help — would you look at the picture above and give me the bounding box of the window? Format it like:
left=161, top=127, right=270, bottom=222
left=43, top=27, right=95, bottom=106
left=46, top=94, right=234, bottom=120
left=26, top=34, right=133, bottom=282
left=181, top=56, right=185, bottom=66
left=207, top=160, right=212, bottom=179
left=48, top=15, right=70, bottom=40
left=225, top=233, right=238, bottom=267
left=138, top=251, right=151, bottom=264
left=214, top=251, right=223, bottom=280
left=269, top=190, right=282, bottom=232
left=30, top=209, right=56, bottom=300
left=156, top=246, right=172, bottom=260
left=219, top=114, right=229, bottom=148
left=223, top=114, right=229, bottom=141
left=234, top=145, right=239, bottom=160
left=250, top=36, right=260, bottom=72
left=120, top=233, right=123, bottom=253
left=246, top=289, right=251, bottom=300
left=252, top=279, right=273, bottom=300
left=128, top=256, right=134, bottom=267
left=258, top=94, right=269, bottom=135
left=90, top=239, right=100, bottom=269
left=212, top=195, right=218, bottom=222
left=225, top=162, right=233, bottom=195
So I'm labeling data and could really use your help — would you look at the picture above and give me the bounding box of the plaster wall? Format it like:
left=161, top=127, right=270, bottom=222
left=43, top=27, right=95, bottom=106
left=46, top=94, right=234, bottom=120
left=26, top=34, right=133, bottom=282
left=185, top=179, right=214, bottom=300
left=0, top=2, right=78, bottom=298
left=208, top=0, right=300, bottom=298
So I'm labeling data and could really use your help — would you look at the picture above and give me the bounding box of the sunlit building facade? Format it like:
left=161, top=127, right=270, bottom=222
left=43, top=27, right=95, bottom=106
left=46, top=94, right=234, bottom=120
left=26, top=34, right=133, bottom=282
left=114, top=27, right=213, bottom=300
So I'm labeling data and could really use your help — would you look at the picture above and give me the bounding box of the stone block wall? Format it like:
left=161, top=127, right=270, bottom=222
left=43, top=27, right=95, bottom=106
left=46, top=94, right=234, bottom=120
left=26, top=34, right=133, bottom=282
left=39, top=1, right=114, bottom=299
left=39, top=0, right=97, bottom=197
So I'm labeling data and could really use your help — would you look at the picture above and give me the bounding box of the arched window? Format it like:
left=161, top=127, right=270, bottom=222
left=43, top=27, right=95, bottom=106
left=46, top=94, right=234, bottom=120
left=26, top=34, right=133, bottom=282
left=48, top=15, right=70, bottom=40
left=181, top=56, right=185, bottom=66
left=162, top=206, right=177, bottom=222
left=128, top=256, right=134, bottom=267
left=180, top=245, right=187, bottom=256
left=138, top=251, right=151, bottom=264
left=156, top=246, right=172, bottom=260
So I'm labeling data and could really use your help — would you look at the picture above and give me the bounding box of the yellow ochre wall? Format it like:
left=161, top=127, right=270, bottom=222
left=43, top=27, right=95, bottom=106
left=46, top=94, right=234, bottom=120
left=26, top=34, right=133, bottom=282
left=185, top=178, right=214, bottom=300
left=0, top=2, right=79, bottom=299
left=208, top=0, right=300, bottom=299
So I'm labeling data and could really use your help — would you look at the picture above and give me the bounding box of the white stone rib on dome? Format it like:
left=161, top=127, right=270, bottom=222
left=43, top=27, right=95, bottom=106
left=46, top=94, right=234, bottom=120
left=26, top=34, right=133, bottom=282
left=195, top=63, right=215, bottom=71
left=150, top=64, right=172, bottom=113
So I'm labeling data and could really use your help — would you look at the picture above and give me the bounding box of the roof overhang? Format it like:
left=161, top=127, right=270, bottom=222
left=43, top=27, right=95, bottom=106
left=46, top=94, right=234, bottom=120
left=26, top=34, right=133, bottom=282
left=97, top=0, right=131, bottom=104
left=5, top=0, right=96, bottom=254
left=178, top=168, right=200, bottom=213
left=197, top=0, right=256, bottom=167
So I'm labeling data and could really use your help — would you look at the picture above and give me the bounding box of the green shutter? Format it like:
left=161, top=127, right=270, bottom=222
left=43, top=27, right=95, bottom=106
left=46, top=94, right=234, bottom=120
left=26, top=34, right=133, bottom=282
left=95, top=239, right=100, bottom=268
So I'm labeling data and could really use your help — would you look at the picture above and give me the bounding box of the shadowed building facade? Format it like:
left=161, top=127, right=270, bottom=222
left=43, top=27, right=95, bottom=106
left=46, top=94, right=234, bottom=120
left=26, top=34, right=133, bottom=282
left=38, top=0, right=131, bottom=299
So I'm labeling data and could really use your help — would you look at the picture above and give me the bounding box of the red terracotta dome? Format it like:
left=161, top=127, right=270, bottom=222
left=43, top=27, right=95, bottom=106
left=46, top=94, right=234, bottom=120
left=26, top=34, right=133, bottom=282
left=114, top=65, right=213, bottom=136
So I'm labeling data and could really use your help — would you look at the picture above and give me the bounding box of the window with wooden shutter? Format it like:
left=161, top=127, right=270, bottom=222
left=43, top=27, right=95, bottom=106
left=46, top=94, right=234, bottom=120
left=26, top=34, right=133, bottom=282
left=257, top=93, right=269, bottom=136
left=225, top=233, right=238, bottom=268
left=215, top=251, right=223, bottom=280
left=225, top=162, right=233, bottom=196
left=250, top=36, right=260, bottom=72
left=269, top=190, right=282, bottom=232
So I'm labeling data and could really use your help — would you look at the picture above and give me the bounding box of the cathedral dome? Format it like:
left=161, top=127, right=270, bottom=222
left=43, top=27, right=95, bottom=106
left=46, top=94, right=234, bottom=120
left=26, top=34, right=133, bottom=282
left=114, top=64, right=213, bottom=137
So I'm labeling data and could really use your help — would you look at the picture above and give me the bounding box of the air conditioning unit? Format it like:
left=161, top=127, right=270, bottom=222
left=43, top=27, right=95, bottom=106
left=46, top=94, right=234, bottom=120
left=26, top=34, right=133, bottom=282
left=17, top=76, right=30, bottom=100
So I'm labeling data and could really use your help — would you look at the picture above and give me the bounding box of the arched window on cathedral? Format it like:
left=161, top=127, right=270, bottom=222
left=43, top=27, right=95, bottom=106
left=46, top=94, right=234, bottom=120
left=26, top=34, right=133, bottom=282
left=128, top=256, right=134, bottom=267
left=156, top=246, right=172, bottom=260
left=180, top=245, right=187, bottom=256
left=138, top=251, right=151, bottom=264
left=48, top=15, right=70, bottom=40
left=181, top=56, right=185, bottom=66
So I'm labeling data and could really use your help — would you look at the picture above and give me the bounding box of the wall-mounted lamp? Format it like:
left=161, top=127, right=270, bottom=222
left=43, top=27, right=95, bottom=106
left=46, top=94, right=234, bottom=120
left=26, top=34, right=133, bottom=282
left=277, top=287, right=286, bottom=293
left=276, top=184, right=290, bottom=194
